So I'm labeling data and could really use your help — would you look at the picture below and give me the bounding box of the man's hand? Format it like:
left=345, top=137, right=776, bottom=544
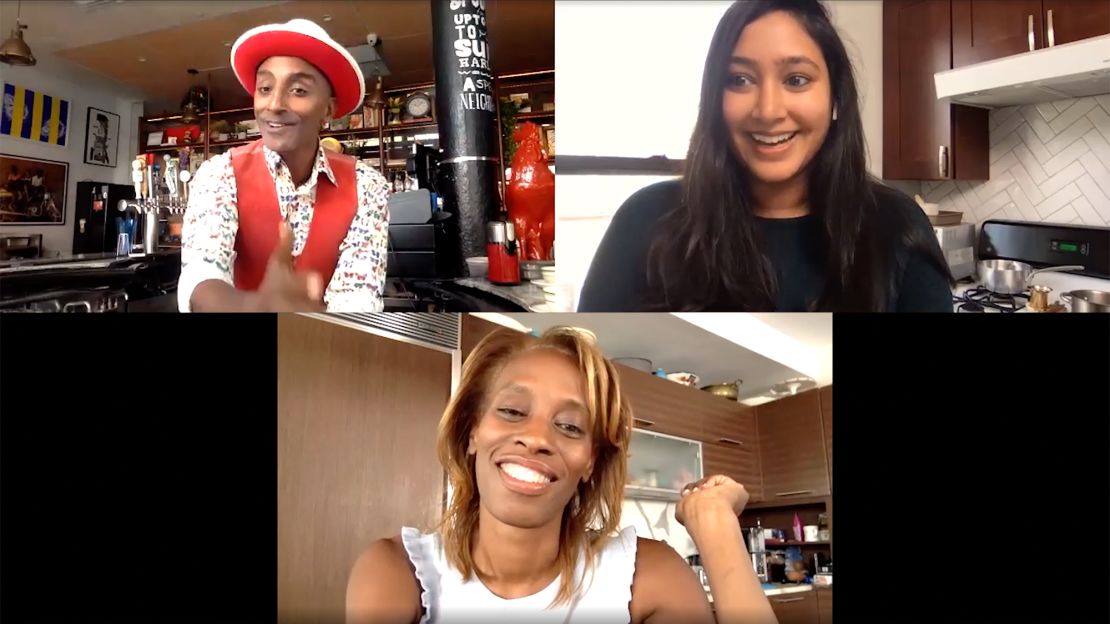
left=675, top=474, right=750, bottom=527
left=250, top=223, right=326, bottom=312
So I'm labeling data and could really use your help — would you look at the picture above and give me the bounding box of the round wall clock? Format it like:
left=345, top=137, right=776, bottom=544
left=404, top=92, right=432, bottom=119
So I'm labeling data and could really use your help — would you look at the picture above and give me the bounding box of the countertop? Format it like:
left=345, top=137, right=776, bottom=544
left=454, top=276, right=548, bottom=312
left=0, top=250, right=181, bottom=309
left=704, top=582, right=826, bottom=602
left=0, top=250, right=180, bottom=274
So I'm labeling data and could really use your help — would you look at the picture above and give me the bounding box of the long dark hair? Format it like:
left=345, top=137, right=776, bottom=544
left=646, top=0, right=950, bottom=311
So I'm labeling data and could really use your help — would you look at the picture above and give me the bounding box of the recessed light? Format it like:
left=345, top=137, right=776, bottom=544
left=137, top=57, right=146, bottom=62
left=322, top=14, right=332, bottom=22
left=223, top=41, right=231, bottom=47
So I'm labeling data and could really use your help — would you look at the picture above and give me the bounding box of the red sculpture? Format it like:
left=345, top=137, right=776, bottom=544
left=506, top=122, right=555, bottom=261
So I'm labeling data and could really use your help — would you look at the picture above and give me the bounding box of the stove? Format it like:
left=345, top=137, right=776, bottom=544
left=953, top=284, right=1030, bottom=313
left=951, top=260, right=1110, bottom=313
left=951, top=220, right=1110, bottom=313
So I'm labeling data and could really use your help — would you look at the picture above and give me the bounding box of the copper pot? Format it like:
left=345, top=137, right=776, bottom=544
left=701, top=379, right=742, bottom=400
left=1028, top=285, right=1052, bottom=312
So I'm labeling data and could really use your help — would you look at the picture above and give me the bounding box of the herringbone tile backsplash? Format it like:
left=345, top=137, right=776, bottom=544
left=896, top=95, right=1110, bottom=228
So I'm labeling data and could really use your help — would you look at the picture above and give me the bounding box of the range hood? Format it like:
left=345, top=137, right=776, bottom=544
left=935, top=34, right=1110, bottom=108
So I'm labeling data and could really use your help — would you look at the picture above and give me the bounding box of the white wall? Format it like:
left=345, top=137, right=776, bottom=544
left=825, top=1, right=883, bottom=178
left=0, top=54, right=144, bottom=256
left=554, top=0, right=883, bottom=308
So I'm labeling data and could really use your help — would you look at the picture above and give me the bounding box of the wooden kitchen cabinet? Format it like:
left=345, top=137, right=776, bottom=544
left=819, top=385, right=832, bottom=489
left=954, top=1, right=1110, bottom=67
left=768, top=590, right=820, bottom=624
left=816, top=587, right=833, bottom=624
left=1044, top=0, right=1110, bottom=46
left=758, top=389, right=830, bottom=499
left=703, top=440, right=764, bottom=502
left=952, top=0, right=1045, bottom=67
left=616, top=365, right=705, bottom=441
left=277, top=315, right=451, bottom=622
left=883, top=0, right=989, bottom=181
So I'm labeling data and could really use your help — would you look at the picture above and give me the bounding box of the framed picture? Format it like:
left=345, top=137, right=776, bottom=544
left=84, top=107, right=120, bottom=167
left=0, top=153, right=68, bottom=225
left=1, top=82, right=71, bottom=147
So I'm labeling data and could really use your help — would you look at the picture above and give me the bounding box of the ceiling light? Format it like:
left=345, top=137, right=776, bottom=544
left=767, top=377, right=817, bottom=397
left=0, top=1, right=36, bottom=66
left=366, top=75, right=386, bottom=108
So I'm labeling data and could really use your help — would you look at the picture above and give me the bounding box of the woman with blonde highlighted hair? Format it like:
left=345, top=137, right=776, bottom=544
left=346, top=327, right=778, bottom=623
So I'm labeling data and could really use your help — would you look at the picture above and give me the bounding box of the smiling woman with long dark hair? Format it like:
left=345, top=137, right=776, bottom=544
left=578, top=0, right=953, bottom=312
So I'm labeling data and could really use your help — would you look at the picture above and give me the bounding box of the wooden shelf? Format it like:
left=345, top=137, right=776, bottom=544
left=140, top=144, right=201, bottom=154
left=515, top=110, right=555, bottom=121
left=208, top=138, right=255, bottom=149
left=322, top=127, right=381, bottom=140
left=746, top=495, right=829, bottom=509
left=382, top=119, right=438, bottom=131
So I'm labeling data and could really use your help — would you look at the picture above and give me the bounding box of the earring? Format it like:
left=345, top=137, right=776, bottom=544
left=832, top=106, right=838, bottom=122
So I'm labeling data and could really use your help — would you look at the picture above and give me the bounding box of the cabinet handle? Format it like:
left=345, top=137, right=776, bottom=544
left=1047, top=9, right=1055, bottom=47
left=772, top=597, right=806, bottom=604
left=938, top=145, right=948, bottom=179
left=775, top=490, right=814, bottom=497
left=633, top=418, right=656, bottom=427
left=717, top=437, right=743, bottom=446
left=1027, top=14, right=1035, bottom=51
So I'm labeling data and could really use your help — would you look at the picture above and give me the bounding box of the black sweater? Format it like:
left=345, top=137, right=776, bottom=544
left=578, top=179, right=953, bottom=312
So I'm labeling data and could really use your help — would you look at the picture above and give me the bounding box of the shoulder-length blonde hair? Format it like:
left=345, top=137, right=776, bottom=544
left=436, top=325, right=631, bottom=607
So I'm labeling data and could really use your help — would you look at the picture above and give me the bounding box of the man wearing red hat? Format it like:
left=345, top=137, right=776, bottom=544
left=179, top=18, right=390, bottom=312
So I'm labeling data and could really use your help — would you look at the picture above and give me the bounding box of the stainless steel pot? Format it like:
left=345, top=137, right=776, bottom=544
left=977, top=260, right=1084, bottom=295
left=1061, top=290, right=1110, bottom=313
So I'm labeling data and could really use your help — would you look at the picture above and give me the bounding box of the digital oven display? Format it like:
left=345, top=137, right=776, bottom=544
left=1050, top=240, right=1087, bottom=255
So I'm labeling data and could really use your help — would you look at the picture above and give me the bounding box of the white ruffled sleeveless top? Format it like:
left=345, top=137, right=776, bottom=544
left=400, top=525, right=639, bottom=624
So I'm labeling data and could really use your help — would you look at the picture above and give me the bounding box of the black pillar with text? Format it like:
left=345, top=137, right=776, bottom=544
left=431, top=0, right=502, bottom=265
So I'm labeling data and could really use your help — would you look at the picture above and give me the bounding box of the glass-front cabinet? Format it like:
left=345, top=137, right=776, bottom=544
left=625, top=429, right=703, bottom=501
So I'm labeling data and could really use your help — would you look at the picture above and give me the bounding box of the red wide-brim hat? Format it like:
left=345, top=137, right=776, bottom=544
left=231, top=18, right=365, bottom=119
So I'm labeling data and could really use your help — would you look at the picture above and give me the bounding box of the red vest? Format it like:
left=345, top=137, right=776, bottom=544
left=230, top=139, right=358, bottom=292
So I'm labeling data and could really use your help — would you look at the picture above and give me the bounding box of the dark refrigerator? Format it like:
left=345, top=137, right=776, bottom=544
left=72, top=181, right=136, bottom=254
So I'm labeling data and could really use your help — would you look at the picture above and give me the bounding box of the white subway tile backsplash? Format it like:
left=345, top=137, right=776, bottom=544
left=1017, top=123, right=1054, bottom=163
left=925, top=180, right=956, bottom=202
left=1048, top=98, right=1096, bottom=135
left=1076, top=173, right=1110, bottom=213
left=1043, top=137, right=1093, bottom=175
left=1013, top=143, right=1048, bottom=184
left=1045, top=118, right=1094, bottom=156
left=1039, top=161, right=1087, bottom=197
left=1010, top=163, right=1047, bottom=204
left=1084, top=133, right=1110, bottom=173
left=1070, top=196, right=1104, bottom=227
left=1021, top=106, right=1057, bottom=144
left=1045, top=204, right=1080, bottom=223
left=1096, top=95, right=1110, bottom=115
left=991, top=113, right=1026, bottom=146
left=989, top=151, right=1019, bottom=178
left=1037, top=184, right=1083, bottom=219
left=1053, top=99, right=1076, bottom=114
left=893, top=96, right=1110, bottom=227
left=1007, top=186, right=1040, bottom=221
left=1079, top=152, right=1110, bottom=198
left=1036, top=101, right=1061, bottom=122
